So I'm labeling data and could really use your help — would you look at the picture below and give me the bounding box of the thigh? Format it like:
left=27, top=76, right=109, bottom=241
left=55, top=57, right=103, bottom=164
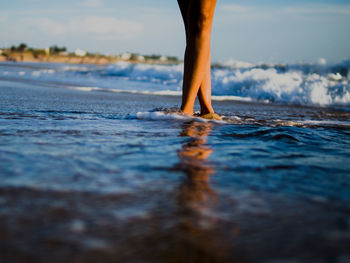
left=188, top=0, right=217, bottom=17
left=186, top=0, right=217, bottom=30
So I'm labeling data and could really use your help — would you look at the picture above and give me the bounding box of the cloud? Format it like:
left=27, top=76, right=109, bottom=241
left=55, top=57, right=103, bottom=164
left=24, top=16, right=143, bottom=40
left=81, top=0, right=103, bottom=8
left=282, top=5, right=350, bottom=16
left=0, top=15, right=7, bottom=23
left=70, top=16, right=144, bottom=38
left=219, top=3, right=350, bottom=16
left=220, top=4, right=249, bottom=13
left=26, top=18, right=66, bottom=36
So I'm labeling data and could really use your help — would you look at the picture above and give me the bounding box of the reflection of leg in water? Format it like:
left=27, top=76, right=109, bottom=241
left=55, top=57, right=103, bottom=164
left=177, top=121, right=216, bottom=207
left=172, top=121, right=226, bottom=262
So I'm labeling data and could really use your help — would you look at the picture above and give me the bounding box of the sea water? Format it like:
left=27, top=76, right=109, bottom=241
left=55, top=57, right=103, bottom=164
left=0, top=61, right=350, bottom=262
left=1, top=59, right=350, bottom=106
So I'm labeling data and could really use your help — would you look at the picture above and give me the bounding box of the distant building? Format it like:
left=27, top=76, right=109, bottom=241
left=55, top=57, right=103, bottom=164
left=136, top=55, right=145, bottom=62
left=0, top=49, right=2, bottom=55
left=45, top=48, right=50, bottom=55
left=121, top=53, right=131, bottom=60
left=159, top=56, right=168, bottom=62
left=75, top=49, right=87, bottom=57
left=59, top=51, right=69, bottom=56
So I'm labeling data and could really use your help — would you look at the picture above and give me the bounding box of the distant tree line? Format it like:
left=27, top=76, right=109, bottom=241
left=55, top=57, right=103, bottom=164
left=2, top=43, right=180, bottom=63
left=10, top=43, right=28, bottom=52
left=5, top=43, right=68, bottom=58
left=143, top=54, right=178, bottom=61
left=9, top=43, right=67, bottom=54
left=49, top=45, right=67, bottom=54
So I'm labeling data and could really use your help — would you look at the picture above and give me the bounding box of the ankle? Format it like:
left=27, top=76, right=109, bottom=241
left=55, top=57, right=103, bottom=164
left=181, top=105, right=194, bottom=116
left=200, top=106, right=214, bottom=115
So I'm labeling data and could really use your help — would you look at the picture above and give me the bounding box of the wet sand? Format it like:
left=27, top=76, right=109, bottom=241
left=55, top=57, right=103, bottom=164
left=1, top=185, right=349, bottom=263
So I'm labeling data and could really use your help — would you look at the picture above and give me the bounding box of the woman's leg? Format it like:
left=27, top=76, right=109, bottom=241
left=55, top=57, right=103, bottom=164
left=179, top=0, right=217, bottom=115
left=178, top=0, right=215, bottom=115
left=197, top=55, right=213, bottom=115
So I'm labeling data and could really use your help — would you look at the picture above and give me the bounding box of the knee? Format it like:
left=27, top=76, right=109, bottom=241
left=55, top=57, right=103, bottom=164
left=190, top=8, right=214, bottom=35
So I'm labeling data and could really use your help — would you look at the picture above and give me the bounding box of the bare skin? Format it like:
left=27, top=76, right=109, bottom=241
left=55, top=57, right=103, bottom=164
left=178, top=0, right=217, bottom=116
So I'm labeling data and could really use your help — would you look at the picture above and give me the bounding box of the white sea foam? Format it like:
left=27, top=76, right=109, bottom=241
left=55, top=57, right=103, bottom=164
left=67, top=86, right=182, bottom=96
left=299, top=119, right=350, bottom=127
left=67, top=85, right=254, bottom=102
left=212, top=95, right=253, bottom=102
left=136, top=111, right=350, bottom=128
left=136, top=111, right=191, bottom=121
left=219, top=58, right=256, bottom=69
left=136, top=111, right=225, bottom=124
left=68, top=86, right=101, bottom=92
left=103, top=60, right=350, bottom=106
left=105, top=62, right=183, bottom=85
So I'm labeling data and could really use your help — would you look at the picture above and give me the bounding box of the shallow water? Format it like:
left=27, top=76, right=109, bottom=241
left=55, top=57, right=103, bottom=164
left=1, top=62, right=350, bottom=263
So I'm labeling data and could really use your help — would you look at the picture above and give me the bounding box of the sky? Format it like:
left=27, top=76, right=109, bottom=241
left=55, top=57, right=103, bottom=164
left=0, top=0, right=350, bottom=64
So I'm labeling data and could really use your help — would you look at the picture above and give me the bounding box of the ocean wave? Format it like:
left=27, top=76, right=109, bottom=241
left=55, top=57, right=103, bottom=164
left=102, top=62, right=183, bottom=85
left=100, top=60, right=350, bottom=106
left=1, top=59, right=349, bottom=107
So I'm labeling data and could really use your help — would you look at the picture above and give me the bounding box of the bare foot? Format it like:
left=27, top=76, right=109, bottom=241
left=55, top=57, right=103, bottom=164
left=200, top=113, right=222, bottom=120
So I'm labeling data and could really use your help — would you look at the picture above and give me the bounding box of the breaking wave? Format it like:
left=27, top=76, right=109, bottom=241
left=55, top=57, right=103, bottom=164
left=1, top=58, right=350, bottom=107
